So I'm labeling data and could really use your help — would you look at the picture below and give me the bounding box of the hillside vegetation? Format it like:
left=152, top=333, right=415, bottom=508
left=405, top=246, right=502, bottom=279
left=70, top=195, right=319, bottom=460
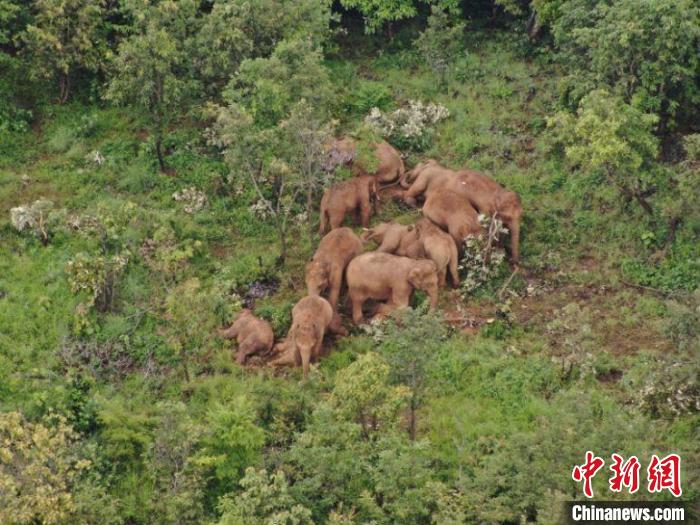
left=0, top=1, right=698, bottom=523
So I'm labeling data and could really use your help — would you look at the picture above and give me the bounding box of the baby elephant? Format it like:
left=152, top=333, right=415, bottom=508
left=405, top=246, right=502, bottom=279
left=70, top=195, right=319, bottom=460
left=319, top=175, right=378, bottom=234
left=415, top=219, right=460, bottom=288
left=346, top=252, right=439, bottom=324
left=306, top=227, right=363, bottom=312
left=269, top=295, right=346, bottom=377
left=219, top=309, right=274, bottom=365
left=363, top=222, right=423, bottom=258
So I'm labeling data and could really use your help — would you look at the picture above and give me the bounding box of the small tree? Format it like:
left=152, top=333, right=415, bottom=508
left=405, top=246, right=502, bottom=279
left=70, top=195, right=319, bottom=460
left=22, top=0, right=104, bottom=103
left=415, top=5, right=465, bottom=89
left=548, top=89, right=660, bottom=215
left=105, top=0, right=200, bottom=172
left=339, top=0, right=418, bottom=35
left=209, top=38, right=333, bottom=263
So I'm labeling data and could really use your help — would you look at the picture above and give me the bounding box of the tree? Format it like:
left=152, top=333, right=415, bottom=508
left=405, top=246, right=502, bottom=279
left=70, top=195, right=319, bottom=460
left=415, top=5, right=465, bottom=89
left=195, top=0, right=333, bottom=91
left=548, top=89, right=660, bottom=215
left=540, top=0, right=700, bottom=130
left=0, top=411, right=91, bottom=524
left=209, top=38, right=334, bottom=263
left=22, top=0, right=104, bottom=103
left=105, top=0, right=200, bottom=172
left=217, top=468, right=314, bottom=525
left=374, top=310, right=449, bottom=439
left=339, top=0, right=418, bottom=35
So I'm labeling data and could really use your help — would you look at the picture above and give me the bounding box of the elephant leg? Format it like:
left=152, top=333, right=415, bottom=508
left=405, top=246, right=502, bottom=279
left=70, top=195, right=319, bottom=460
left=300, top=347, right=311, bottom=377
left=508, top=220, right=520, bottom=265
left=327, top=269, right=342, bottom=313
left=329, top=312, right=347, bottom=336
left=449, top=250, right=460, bottom=288
left=350, top=292, right=365, bottom=324
left=438, top=266, right=447, bottom=288
left=359, top=201, right=371, bottom=228
left=330, top=210, right=345, bottom=230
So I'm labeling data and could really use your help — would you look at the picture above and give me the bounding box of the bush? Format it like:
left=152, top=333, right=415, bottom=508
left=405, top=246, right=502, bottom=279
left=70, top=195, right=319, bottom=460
left=364, top=99, right=450, bottom=151
left=10, top=199, right=65, bottom=245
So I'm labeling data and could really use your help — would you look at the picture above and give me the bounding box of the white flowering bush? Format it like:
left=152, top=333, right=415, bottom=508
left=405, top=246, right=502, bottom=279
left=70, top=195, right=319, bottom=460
left=10, top=199, right=65, bottom=245
left=172, top=187, right=207, bottom=214
left=364, top=100, right=450, bottom=151
left=459, top=214, right=508, bottom=296
left=86, top=150, right=105, bottom=166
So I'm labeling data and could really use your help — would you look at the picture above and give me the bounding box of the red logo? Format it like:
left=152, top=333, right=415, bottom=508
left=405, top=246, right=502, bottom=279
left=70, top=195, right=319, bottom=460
left=648, top=454, right=682, bottom=497
left=572, top=451, right=605, bottom=498
left=609, top=454, right=641, bottom=494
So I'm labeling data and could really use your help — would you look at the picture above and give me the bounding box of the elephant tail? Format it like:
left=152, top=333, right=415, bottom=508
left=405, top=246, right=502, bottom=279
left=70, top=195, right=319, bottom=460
left=319, top=190, right=329, bottom=234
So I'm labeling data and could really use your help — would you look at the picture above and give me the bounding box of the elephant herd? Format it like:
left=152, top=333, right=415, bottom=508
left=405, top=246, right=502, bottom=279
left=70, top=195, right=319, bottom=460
left=221, top=138, right=523, bottom=376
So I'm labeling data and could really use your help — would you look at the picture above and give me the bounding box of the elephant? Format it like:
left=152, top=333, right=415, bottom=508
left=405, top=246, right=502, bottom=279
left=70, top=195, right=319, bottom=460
left=415, top=218, right=460, bottom=288
left=402, top=160, right=523, bottom=263
left=324, top=137, right=405, bottom=185
left=268, top=295, right=346, bottom=377
left=306, top=227, right=363, bottom=312
left=362, top=222, right=423, bottom=258
left=319, top=175, right=378, bottom=234
left=219, top=309, right=274, bottom=365
left=364, top=220, right=459, bottom=288
left=345, top=252, right=439, bottom=324
left=422, top=189, right=483, bottom=247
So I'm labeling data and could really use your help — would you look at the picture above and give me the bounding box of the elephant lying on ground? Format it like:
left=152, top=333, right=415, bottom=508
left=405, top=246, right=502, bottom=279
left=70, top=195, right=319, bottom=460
left=402, top=160, right=523, bottom=263
left=346, top=252, right=439, bottom=324
left=268, top=295, right=346, bottom=376
left=324, top=137, right=405, bottom=184
left=422, top=189, right=482, bottom=247
left=319, top=175, right=378, bottom=233
left=219, top=309, right=274, bottom=365
left=362, top=222, right=422, bottom=258
left=306, top=227, right=363, bottom=312
left=363, top=221, right=459, bottom=288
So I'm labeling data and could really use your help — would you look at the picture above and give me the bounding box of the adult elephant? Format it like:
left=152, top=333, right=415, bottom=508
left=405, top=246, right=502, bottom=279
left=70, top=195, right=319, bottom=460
left=306, top=227, right=363, bottom=312
left=319, top=175, right=378, bottom=233
left=422, top=189, right=482, bottom=247
left=324, top=137, right=405, bottom=185
left=346, top=252, right=439, bottom=324
left=268, top=295, right=346, bottom=377
left=402, top=160, right=523, bottom=263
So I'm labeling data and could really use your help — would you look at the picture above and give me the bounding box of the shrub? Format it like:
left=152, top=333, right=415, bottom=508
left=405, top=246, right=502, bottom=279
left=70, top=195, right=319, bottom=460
left=364, top=99, right=450, bottom=151
left=66, top=251, right=130, bottom=314
left=458, top=214, right=508, bottom=296
left=10, top=199, right=65, bottom=245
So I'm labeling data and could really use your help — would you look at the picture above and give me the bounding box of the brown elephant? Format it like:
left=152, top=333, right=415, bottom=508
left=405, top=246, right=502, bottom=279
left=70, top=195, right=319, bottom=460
left=422, top=189, right=482, bottom=247
left=319, top=175, right=378, bottom=234
left=219, top=309, right=274, bottom=365
left=324, top=137, right=405, bottom=184
left=268, top=295, right=346, bottom=376
left=306, top=227, right=363, bottom=312
left=362, top=222, right=423, bottom=258
left=402, top=161, right=522, bottom=263
left=415, top=218, right=460, bottom=288
left=346, top=252, right=439, bottom=324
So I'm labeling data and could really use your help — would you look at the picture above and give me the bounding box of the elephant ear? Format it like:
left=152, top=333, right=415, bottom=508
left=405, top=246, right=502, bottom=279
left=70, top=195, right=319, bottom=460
left=407, top=266, right=422, bottom=286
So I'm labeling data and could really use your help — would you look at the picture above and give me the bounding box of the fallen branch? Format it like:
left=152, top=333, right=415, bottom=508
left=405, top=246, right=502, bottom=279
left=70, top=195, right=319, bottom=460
left=497, top=268, right=519, bottom=300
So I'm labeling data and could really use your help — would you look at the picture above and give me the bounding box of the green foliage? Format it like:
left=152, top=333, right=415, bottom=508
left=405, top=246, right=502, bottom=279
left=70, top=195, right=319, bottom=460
left=339, top=0, right=419, bottom=34
left=105, top=0, right=200, bottom=171
left=415, top=5, right=465, bottom=87
left=21, top=0, right=104, bottom=103
left=548, top=89, right=660, bottom=214
left=217, top=468, right=313, bottom=525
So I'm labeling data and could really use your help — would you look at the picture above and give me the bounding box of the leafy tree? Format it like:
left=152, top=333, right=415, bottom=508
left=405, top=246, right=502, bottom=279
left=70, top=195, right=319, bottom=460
left=196, top=0, right=333, bottom=90
left=105, top=0, right=200, bottom=171
left=0, top=411, right=91, bottom=524
left=209, top=38, right=333, bottom=263
left=339, top=0, right=418, bottom=35
left=415, top=5, right=465, bottom=89
left=164, top=278, right=219, bottom=381
left=541, top=0, right=700, bottom=130
left=21, top=0, right=104, bottom=103
left=374, top=310, right=449, bottom=439
left=217, top=468, right=314, bottom=525
left=548, top=89, right=660, bottom=215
